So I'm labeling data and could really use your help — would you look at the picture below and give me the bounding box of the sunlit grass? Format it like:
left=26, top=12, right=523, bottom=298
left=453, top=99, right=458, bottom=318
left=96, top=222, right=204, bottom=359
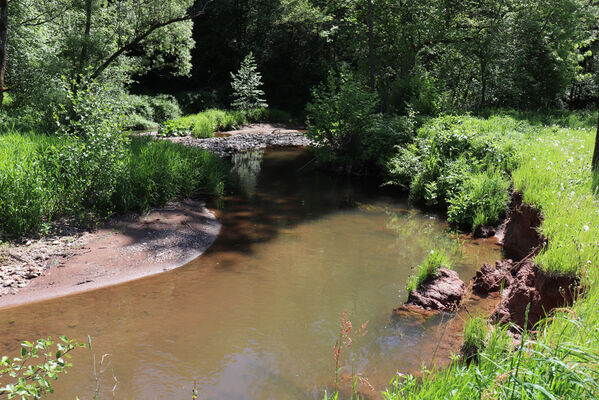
left=0, top=132, right=228, bottom=237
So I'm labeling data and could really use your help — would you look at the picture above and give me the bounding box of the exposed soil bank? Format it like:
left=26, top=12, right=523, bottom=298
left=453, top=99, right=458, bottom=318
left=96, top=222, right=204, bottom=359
left=405, top=267, right=466, bottom=312
left=474, top=259, right=579, bottom=331
left=398, top=189, right=576, bottom=340
left=159, top=124, right=313, bottom=156
left=0, top=200, right=220, bottom=310
left=501, top=191, right=544, bottom=261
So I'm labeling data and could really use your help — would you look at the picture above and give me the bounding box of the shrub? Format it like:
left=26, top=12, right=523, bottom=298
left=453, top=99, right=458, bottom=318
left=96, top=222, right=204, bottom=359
left=151, top=94, right=182, bottom=123
left=460, top=316, right=488, bottom=363
left=406, top=250, right=451, bottom=293
left=447, top=169, right=511, bottom=230
left=386, top=115, right=518, bottom=229
left=121, top=94, right=181, bottom=129
left=305, top=67, right=383, bottom=172
left=158, top=119, right=189, bottom=137
left=49, top=77, right=129, bottom=217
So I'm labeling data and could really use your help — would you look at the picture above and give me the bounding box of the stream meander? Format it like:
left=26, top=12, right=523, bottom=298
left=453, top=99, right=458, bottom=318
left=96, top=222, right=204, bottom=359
left=0, top=149, right=501, bottom=399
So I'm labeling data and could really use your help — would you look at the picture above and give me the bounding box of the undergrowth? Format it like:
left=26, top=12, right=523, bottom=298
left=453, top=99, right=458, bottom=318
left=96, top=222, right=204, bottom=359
left=159, top=107, right=294, bottom=138
left=0, top=132, right=228, bottom=237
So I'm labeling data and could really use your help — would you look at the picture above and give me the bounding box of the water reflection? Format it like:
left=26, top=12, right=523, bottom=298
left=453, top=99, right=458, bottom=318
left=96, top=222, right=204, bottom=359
left=231, top=150, right=264, bottom=198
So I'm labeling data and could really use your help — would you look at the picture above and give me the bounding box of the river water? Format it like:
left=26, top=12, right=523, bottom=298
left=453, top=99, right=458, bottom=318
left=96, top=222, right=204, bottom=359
left=0, top=150, right=501, bottom=399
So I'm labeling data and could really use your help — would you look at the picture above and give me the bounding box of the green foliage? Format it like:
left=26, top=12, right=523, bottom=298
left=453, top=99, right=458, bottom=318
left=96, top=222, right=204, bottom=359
left=122, top=94, right=181, bottom=130
left=113, top=138, right=228, bottom=212
left=230, top=52, right=268, bottom=111
left=306, top=67, right=391, bottom=172
left=48, top=77, right=130, bottom=217
left=447, top=169, right=511, bottom=230
left=0, top=337, right=84, bottom=400
left=385, top=112, right=599, bottom=399
left=158, top=119, right=189, bottom=137
left=405, top=250, right=451, bottom=293
left=160, top=109, right=249, bottom=138
left=460, top=317, right=488, bottom=363
left=387, top=115, right=518, bottom=228
left=0, top=132, right=228, bottom=237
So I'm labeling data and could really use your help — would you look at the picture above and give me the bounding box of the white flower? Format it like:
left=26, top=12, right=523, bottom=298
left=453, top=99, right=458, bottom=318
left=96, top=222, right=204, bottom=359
left=583, top=225, right=590, bottom=232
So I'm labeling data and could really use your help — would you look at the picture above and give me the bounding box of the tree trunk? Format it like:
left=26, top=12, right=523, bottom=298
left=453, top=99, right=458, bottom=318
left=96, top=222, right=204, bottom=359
left=0, top=0, right=8, bottom=109
left=77, top=0, right=93, bottom=78
left=479, top=56, right=487, bottom=109
left=592, top=106, right=599, bottom=171
left=367, top=0, right=375, bottom=91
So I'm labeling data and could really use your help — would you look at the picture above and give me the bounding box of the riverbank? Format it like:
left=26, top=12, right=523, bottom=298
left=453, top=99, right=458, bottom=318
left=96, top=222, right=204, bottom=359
left=154, top=123, right=312, bottom=156
left=0, top=200, right=220, bottom=310
left=384, top=114, right=599, bottom=399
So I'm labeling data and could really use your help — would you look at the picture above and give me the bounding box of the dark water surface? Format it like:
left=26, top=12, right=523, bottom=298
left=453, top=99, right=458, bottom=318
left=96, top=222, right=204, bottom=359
left=0, top=150, right=501, bottom=399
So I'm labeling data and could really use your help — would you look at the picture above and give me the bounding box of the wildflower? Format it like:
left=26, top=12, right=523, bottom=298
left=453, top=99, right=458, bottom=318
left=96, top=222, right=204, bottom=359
left=583, top=225, right=590, bottom=232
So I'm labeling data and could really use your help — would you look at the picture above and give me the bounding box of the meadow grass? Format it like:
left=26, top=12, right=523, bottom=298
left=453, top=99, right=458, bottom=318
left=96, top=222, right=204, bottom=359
left=405, top=250, right=452, bottom=292
left=0, top=132, right=228, bottom=237
left=384, top=113, right=599, bottom=399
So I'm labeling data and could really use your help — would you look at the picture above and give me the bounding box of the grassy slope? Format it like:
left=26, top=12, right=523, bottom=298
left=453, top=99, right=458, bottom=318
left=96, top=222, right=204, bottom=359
left=384, top=113, right=599, bottom=399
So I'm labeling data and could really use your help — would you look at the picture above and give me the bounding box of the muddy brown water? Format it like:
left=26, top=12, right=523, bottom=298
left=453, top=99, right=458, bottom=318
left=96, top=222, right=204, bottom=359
left=0, top=150, right=501, bottom=399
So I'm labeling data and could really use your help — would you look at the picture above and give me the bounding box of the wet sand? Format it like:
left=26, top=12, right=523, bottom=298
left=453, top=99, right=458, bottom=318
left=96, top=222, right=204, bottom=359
left=0, top=199, right=220, bottom=310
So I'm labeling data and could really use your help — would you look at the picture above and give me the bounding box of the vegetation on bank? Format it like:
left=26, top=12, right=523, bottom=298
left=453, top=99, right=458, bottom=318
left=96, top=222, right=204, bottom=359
left=405, top=250, right=451, bottom=293
left=382, top=114, right=599, bottom=399
left=0, top=79, right=229, bottom=239
left=157, top=107, right=294, bottom=138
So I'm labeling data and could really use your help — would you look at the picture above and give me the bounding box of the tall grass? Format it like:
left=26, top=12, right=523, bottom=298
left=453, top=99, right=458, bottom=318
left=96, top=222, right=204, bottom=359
left=0, top=132, right=228, bottom=237
left=384, top=113, right=599, bottom=399
left=405, top=250, right=452, bottom=292
left=159, top=107, right=296, bottom=138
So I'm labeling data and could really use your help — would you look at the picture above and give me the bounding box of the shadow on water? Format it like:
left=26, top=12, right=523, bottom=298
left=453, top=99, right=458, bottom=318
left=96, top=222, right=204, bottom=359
left=0, top=149, right=502, bottom=400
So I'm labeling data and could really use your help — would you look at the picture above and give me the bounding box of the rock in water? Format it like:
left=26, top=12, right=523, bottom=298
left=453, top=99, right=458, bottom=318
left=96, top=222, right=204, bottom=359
left=406, top=268, right=466, bottom=312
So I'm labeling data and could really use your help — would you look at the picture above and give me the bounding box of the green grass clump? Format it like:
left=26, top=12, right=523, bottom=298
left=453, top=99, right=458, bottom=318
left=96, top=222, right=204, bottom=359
left=447, top=168, right=511, bottom=230
left=0, top=132, right=228, bottom=237
left=160, top=108, right=249, bottom=138
left=460, top=316, right=488, bottom=363
left=406, top=250, right=451, bottom=292
left=159, top=107, right=296, bottom=138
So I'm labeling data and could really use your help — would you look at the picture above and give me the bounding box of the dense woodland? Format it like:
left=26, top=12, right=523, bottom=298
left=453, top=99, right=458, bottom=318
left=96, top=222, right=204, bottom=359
left=2, top=1, right=599, bottom=399
left=2, top=0, right=599, bottom=122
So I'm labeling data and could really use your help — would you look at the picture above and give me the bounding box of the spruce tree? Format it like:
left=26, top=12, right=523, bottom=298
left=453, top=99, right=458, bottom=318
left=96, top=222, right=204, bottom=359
left=230, top=52, right=268, bottom=111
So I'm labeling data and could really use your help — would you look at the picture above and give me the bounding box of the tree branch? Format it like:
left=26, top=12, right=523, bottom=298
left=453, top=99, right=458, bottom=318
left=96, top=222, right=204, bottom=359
left=90, top=0, right=213, bottom=80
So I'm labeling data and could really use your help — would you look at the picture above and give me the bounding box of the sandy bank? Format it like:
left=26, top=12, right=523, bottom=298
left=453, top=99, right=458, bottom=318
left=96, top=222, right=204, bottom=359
left=0, top=200, right=220, bottom=310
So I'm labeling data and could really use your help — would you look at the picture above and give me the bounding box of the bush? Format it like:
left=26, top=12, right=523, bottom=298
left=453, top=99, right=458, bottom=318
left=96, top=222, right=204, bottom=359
left=49, top=77, right=129, bottom=217
left=447, top=169, right=511, bottom=230
left=122, top=94, right=181, bottom=129
left=405, top=250, right=451, bottom=293
left=305, top=67, right=383, bottom=172
left=151, top=94, right=182, bottom=123
left=158, top=119, right=189, bottom=137
left=386, top=115, right=518, bottom=229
